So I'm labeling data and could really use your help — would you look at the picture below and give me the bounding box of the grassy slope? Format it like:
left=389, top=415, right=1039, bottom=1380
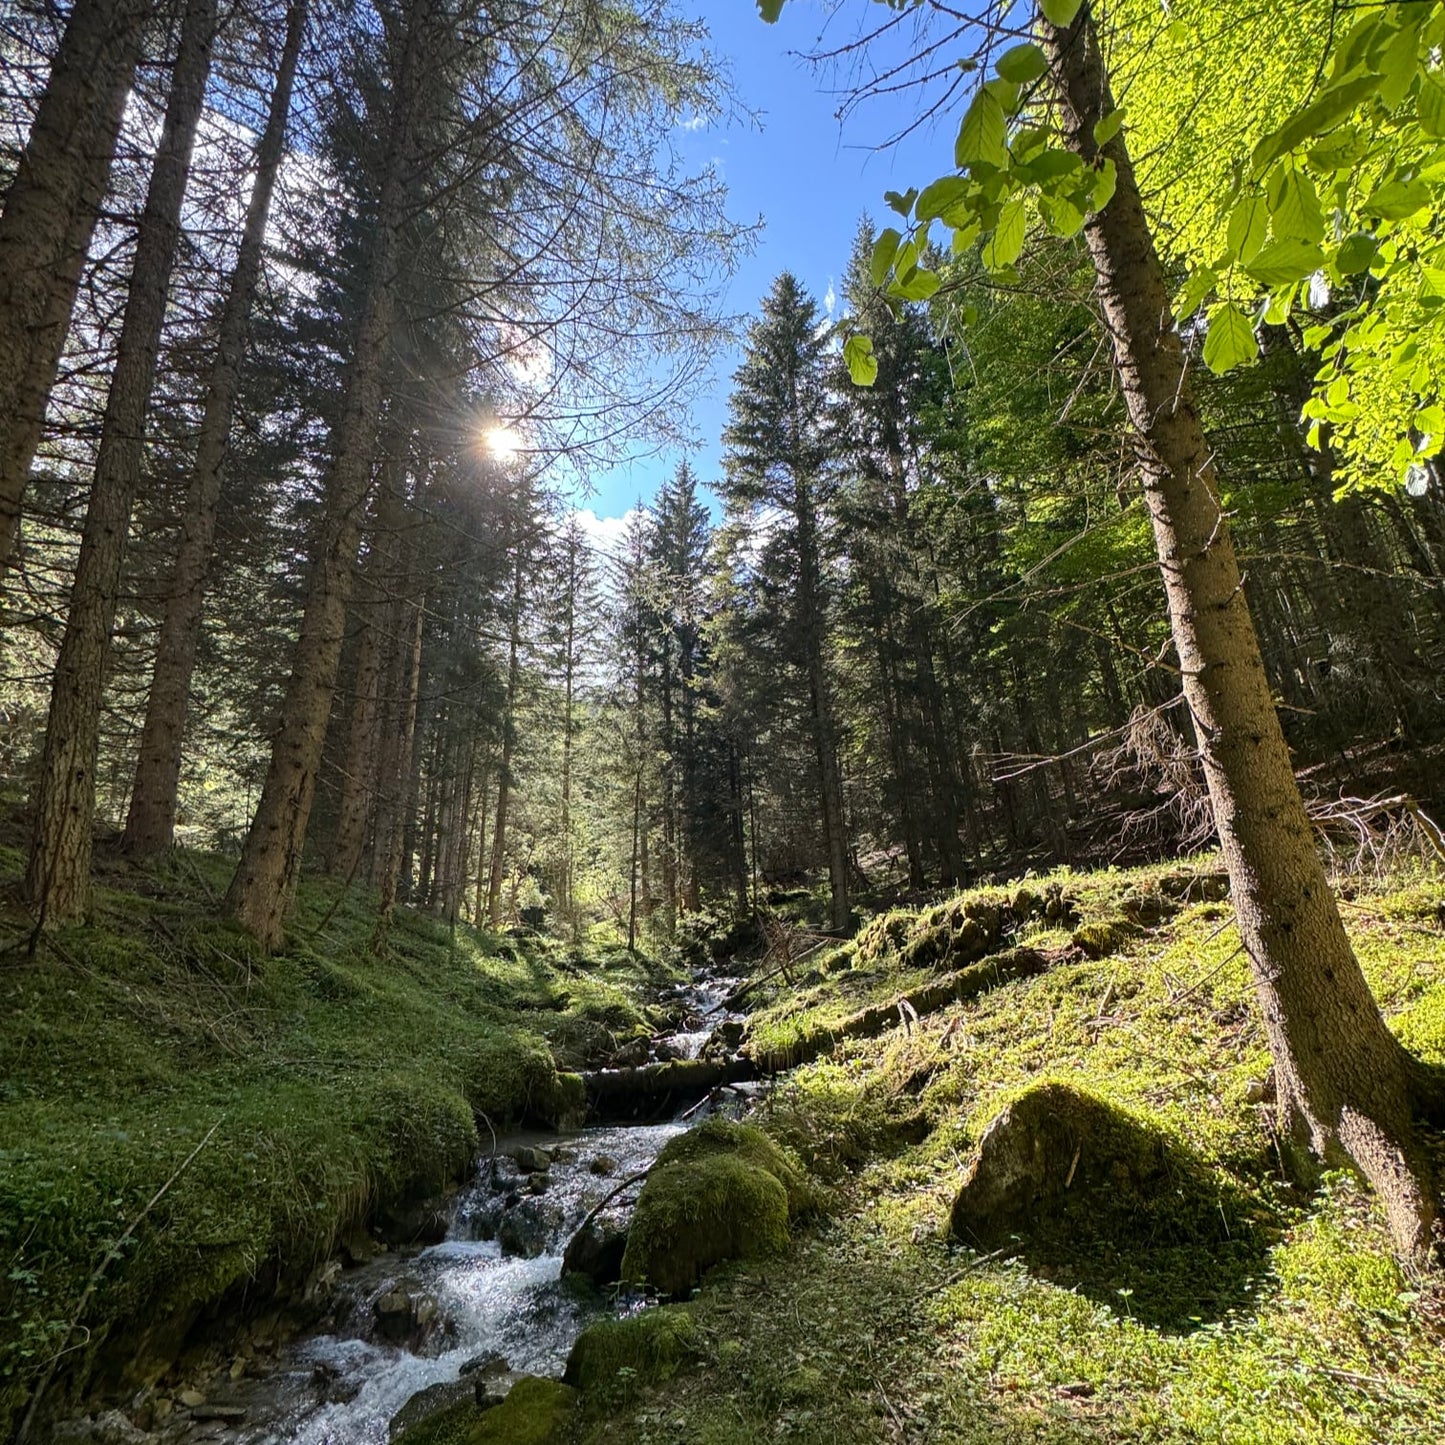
left=0, top=845, right=667, bottom=1435
left=579, top=858, right=1445, bottom=1444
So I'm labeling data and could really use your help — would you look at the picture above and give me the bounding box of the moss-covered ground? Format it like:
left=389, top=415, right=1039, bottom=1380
left=575, top=856, right=1445, bottom=1444
left=0, top=844, right=672, bottom=1437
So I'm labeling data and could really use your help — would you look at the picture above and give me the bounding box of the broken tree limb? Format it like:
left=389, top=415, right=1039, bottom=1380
left=579, top=1056, right=758, bottom=1120
left=745, top=947, right=1050, bottom=1074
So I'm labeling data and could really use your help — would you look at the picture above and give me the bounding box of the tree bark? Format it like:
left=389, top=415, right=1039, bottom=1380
left=226, top=0, right=432, bottom=948
left=794, top=475, right=850, bottom=929
left=328, top=434, right=406, bottom=876
left=1044, top=6, right=1438, bottom=1265
left=25, top=0, right=215, bottom=925
left=486, top=543, right=526, bottom=926
left=0, top=0, right=154, bottom=574
left=122, top=0, right=308, bottom=857
left=372, top=593, right=424, bottom=948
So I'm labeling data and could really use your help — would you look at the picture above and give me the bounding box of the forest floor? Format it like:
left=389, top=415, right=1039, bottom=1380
left=0, top=843, right=677, bottom=1438
left=573, top=858, right=1445, bottom=1445
left=5, top=850, right=1445, bottom=1443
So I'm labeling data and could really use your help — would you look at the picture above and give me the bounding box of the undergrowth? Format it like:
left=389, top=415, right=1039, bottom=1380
left=0, top=845, right=657, bottom=1436
left=579, top=855, right=1445, bottom=1444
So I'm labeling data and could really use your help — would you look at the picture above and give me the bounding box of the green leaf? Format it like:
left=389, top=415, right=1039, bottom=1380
left=983, top=197, right=1026, bottom=269
left=757, top=0, right=785, bottom=19
left=1022, top=149, right=1083, bottom=186
left=1227, top=193, right=1269, bottom=263
left=1267, top=164, right=1325, bottom=243
left=1203, top=303, right=1259, bottom=374
left=1040, top=0, right=1084, bottom=26
left=955, top=88, right=1008, bottom=170
left=1244, top=238, right=1325, bottom=287
left=1039, top=192, right=1086, bottom=238
left=843, top=334, right=878, bottom=386
left=890, top=267, right=941, bottom=302
left=1418, top=264, right=1445, bottom=303
left=915, top=177, right=971, bottom=224
left=996, top=43, right=1048, bottom=85
left=1334, top=232, right=1378, bottom=275
left=1249, top=73, right=1381, bottom=178
left=1418, top=69, right=1445, bottom=137
left=884, top=188, right=918, bottom=219
left=1176, top=267, right=1217, bottom=318
left=984, top=76, right=1023, bottom=115
left=1091, top=159, right=1117, bottom=212
left=870, top=228, right=902, bottom=288
left=1093, top=107, right=1126, bottom=147
left=1378, top=22, right=1420, bottom=111
left=1360, top=178, right=1431, bottom=219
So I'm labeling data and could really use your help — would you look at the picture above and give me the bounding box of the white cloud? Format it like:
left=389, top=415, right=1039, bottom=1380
left=679, top=113, right=709, bottom=133
left=572, top=506, right=645, bottom=559
left=824, top=279, right=836, bottom=317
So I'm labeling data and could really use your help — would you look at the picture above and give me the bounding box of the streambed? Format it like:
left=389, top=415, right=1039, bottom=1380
left=98, top=972, right=747, bottom=1445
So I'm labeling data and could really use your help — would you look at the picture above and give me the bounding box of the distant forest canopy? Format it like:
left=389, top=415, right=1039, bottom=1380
left=0, top=0, right=1443, bottom=955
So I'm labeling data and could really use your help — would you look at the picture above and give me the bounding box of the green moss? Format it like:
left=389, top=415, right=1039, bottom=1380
left=620, top=1122, right=809, bottom=1296
left=564, top=1305, right=699, bottom=1396
left=621, top=1155, right=790, bottom=1296
left=0, top=848, right=649, bottom=1436
left=395, top=1378, right=577, bottom=1445
left=572, top=858, right=1445, bottom=1445
left=1070, top=917, right=1138, bottom=958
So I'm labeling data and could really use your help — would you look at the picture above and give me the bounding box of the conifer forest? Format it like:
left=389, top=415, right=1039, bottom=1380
left=3, top=1, right=1445, bottom=1442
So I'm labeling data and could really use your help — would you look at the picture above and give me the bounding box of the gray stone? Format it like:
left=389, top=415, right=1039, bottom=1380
left=561, top=1217, right=629, bottom=1288
left=388, top=1377, right=474, bottom=1438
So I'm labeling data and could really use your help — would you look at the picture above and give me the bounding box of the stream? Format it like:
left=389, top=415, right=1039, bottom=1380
left=129, top=972, right=746, bottom=1445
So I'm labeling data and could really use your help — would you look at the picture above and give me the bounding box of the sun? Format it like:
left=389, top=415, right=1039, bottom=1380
left=483, top=425, right=523, bottom=461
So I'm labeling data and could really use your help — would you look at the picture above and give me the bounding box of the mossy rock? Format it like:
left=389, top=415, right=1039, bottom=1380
left=855, top=910, right=915, bottom=966
left=563, top=1305, right=699, bottom=1394
left=1070, top=917, right=1137, bottom=959
left=953, top=1082, right=1226, bottom=1249
left=620, top=1121, right=806, bottom=1295
left=392, top=1376, right=577, bottom=1445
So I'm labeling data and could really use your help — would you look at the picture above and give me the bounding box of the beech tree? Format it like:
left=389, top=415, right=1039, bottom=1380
left=769, top=0, right=1443, bottom=1265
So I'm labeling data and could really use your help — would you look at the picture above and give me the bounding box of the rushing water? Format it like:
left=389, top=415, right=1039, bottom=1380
left=147, top=973, right=747, bottom=1445
left=215, top=1120, right=683, bottom=1445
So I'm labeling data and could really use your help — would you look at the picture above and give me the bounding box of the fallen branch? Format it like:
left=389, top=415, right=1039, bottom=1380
left=747, top=948, right=1051, bottom=1074
left=572, top=1168, right=653, bottom=1239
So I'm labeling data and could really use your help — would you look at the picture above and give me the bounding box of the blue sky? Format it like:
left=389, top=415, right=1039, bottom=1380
left=574, top=0, right=957, bottom=534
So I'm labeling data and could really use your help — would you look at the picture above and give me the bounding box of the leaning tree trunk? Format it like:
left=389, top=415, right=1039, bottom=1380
left=25, top=0, right=215, bottom=926
left=123, top=0, right=307, bottom=857
left=0, top=0, right=154, bottom=575
left=226, top=0, right=430, bottom=949
left=1043, top=4, right=1438, bottom=1266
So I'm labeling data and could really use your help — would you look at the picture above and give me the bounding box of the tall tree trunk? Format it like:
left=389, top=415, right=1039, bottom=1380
left=123, top=0, right=308, bottom=856
left=226, top=0, right=431, bottom=949
left=1044, top=5, right=1439, bottom=1265
left=328, top=435, right=406, bottom=876
left=26, top=0, right=215, bottom=925
left=486, top=545, right=525, bottom=927
left=373, top=593, right=423, bottom=948
left=794, top=478, right=849, bottom=929
left=0, top=0, right=153, bottom=574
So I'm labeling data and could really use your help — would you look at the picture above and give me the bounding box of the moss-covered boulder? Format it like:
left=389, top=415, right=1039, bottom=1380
left=952, top=1083, right=1191, bottom=1248
left=1070, top=917, right=1137, bottom=959
left=563, top=1305, right=699, bottom=1395
left=619, top=1120, right=809, bottom=1295
left=391, top=1376, right=576, bottom=1445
